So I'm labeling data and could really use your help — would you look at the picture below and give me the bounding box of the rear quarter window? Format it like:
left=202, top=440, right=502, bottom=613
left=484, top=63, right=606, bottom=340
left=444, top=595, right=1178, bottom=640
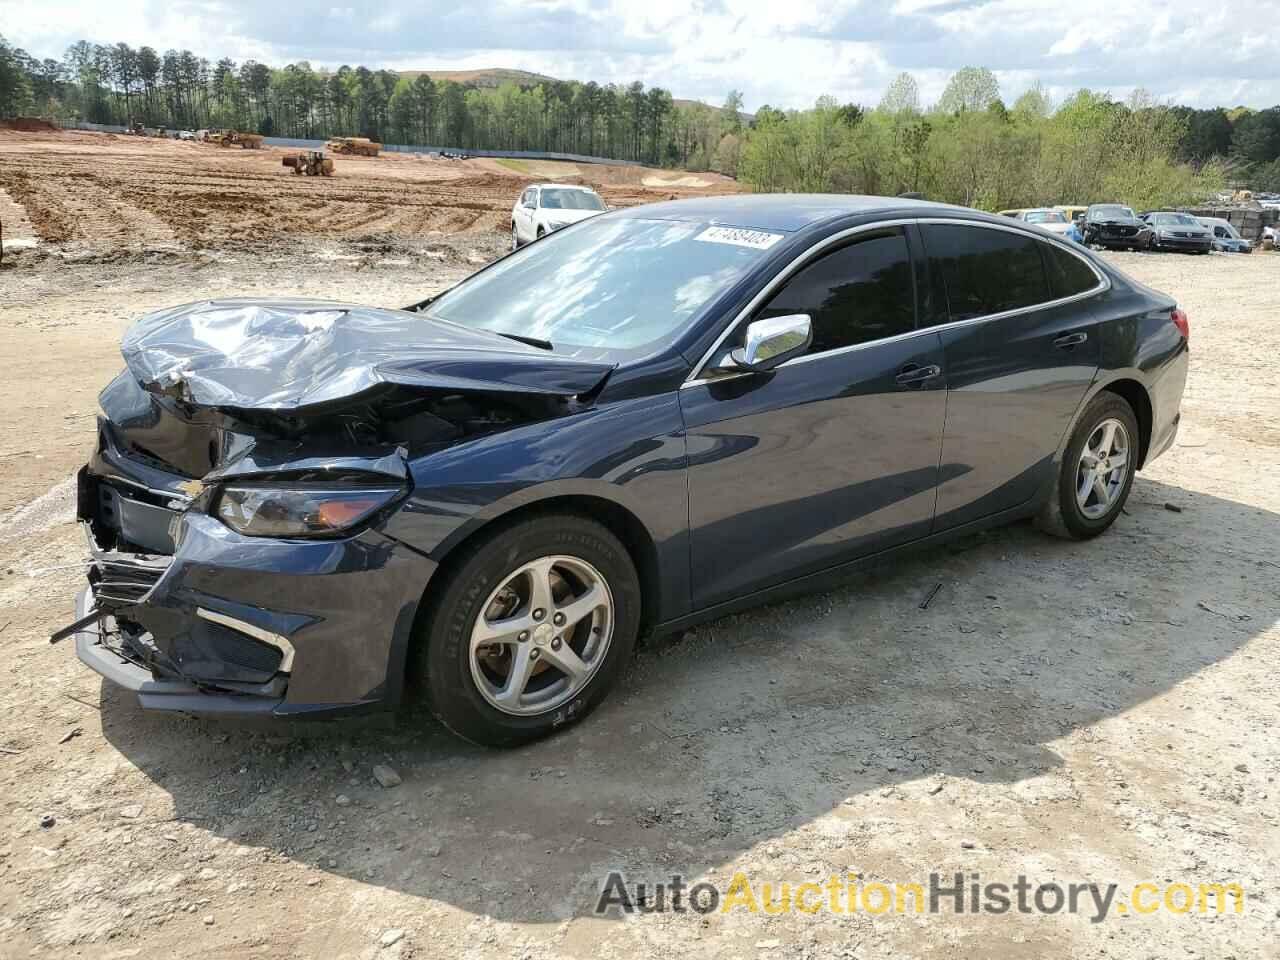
left=922, top=224, right=1051, bottom=321
left=1042, top=241, right=1101, bottom=299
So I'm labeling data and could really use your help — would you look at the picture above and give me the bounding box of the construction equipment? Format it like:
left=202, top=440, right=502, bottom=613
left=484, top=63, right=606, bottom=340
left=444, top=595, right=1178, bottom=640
left=282, top=151, right=334, bottom=176
left=202, top=130, right=261, bottom=148
left=326, top=137, right=381, bottom=157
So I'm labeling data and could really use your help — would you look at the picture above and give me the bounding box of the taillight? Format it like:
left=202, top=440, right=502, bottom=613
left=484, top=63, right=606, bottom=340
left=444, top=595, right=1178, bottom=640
left=1171, top=308, right=1189, bottom=340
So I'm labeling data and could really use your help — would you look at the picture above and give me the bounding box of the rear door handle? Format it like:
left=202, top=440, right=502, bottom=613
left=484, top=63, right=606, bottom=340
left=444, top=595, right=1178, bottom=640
left=895, top=363, right=942, bottom=387
left=1054, top=332, right=1088, bottom=349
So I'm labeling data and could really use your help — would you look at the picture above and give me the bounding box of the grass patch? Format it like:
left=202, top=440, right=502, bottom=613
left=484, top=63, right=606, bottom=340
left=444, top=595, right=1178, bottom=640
left=495, top=158, right=531, bottom=174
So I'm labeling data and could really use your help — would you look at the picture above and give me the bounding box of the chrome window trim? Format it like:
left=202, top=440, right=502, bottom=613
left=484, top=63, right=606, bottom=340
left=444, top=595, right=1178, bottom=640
left=682, top=216, right=1110, bottom=388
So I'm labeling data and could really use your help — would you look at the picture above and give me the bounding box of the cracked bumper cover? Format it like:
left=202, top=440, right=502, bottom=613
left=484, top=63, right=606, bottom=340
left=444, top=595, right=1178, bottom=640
left=73, top=476, right=437, bottom=719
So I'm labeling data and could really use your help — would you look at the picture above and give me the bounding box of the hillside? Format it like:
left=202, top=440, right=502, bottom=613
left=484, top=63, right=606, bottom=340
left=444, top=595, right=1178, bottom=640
left=396, top=68, right=559, bottom=88
left=395, top=67, right=737, bottom=117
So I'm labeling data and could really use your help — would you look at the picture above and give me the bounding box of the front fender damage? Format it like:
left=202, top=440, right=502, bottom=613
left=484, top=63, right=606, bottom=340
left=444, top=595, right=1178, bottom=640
left=56, top=297, right=615, bottom=716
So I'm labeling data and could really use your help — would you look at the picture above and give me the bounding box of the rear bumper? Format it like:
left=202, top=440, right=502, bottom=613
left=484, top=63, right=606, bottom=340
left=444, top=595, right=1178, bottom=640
left=1144, top=340, right=1189, bottom=467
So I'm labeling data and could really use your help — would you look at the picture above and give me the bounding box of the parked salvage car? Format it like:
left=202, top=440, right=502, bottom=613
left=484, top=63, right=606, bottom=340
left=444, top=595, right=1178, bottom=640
left=511, top=183, right=607, bottom=250
left=1082, top=204, right=1153, bottom=250
left=59, top=196, right=1189, bottom=746
left=1015, top=208, right=1078, bottom=239
left=1196, top=216, right=1252, bottom=253
left=1141, top=212, right=1212, bottom=254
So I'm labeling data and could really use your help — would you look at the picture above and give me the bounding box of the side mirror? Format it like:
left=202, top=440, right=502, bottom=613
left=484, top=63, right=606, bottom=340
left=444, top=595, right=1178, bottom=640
left=727, top=314, right=812, bottom=372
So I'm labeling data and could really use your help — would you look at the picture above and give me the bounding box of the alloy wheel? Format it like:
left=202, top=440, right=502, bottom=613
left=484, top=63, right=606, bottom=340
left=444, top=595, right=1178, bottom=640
left=1076, top=417, right=1131, bottom=520
left=469, top=555, right=614, bottom=716
left=511, top=224, right=519, bottom=251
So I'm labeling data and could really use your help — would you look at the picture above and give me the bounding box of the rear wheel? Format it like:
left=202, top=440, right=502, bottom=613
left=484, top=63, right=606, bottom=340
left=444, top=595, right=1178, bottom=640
left=1037, top=392, right=1139, bottom=540
left=417, top=514, right=641, bottom=747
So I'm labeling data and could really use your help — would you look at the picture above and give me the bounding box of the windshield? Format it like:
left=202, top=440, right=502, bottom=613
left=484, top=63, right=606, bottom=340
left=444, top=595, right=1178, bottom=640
left=425, top=217, right=776, bottom=360
left=540, top=188, right=606, bottom=211
left=1153, top=213, right=1198, bottom=226
left=1091, top=205, right=1136, bottom=220
left=1204, top=220, right=1239, bottom=237
left=1024, top=210, right=1066, bottom=223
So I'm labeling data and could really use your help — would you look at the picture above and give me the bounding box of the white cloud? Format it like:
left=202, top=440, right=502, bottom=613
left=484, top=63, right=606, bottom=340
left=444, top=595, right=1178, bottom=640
left=2, top=0, right=1276, bottom=109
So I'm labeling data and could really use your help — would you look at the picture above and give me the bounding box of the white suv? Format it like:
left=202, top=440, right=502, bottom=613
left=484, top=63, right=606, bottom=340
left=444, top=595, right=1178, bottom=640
left=511, top=184, right=607, bottom=249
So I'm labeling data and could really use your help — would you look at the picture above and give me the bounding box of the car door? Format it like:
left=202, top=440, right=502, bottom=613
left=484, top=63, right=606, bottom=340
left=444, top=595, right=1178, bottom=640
left=680, top=226, right=948, bottom=610
left=516, top=188, right=536, bottom=242
left=919, top=221, right=1104, bottom=531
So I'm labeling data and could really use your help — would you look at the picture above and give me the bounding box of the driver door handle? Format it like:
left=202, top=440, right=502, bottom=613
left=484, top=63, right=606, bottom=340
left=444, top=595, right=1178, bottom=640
left=896, top=363, right=942, bottom=387
left=1054, top=332, right=1088, bottom=349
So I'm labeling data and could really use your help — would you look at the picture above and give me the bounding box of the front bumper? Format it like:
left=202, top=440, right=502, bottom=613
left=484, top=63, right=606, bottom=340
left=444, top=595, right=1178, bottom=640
left=73, top=585, right=284, bottom=717
left=1093, top=231, right=1148, bottom=248
left=1153, top=235, right=1211, bottom=252
left=67, top=440, right=437, bottom=719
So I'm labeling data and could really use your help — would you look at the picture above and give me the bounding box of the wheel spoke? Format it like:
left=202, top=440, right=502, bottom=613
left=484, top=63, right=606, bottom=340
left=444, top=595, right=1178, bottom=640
left=526, top=558, right=556, bottom=619
left=1078, top=466, right=1098, bottom=503
left=1099, top=420, right=1118, bottom=457
left=1106, top=452, right=1127, bottom=475
left=493, top=643, right=535, bottom=706
left=554, top=583, right=606, bottom=632
left=541, top=641, right=589, bottom=683
left=1092, top=473, right=1111, bottom=506
left=471, top=613, right=532, bottom=651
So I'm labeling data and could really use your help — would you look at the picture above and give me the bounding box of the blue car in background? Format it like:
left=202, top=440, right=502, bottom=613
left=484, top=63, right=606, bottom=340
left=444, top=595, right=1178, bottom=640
left=62, top=195, right=1189, bottom=746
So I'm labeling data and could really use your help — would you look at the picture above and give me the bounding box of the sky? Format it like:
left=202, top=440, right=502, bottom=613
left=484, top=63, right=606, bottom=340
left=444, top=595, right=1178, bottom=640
left=2, top=0, right=1276, bottom=111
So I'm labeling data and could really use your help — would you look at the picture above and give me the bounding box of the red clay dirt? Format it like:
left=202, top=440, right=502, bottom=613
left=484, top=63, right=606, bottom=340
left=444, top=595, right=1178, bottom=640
left=0, top=128, right=740, bottom=249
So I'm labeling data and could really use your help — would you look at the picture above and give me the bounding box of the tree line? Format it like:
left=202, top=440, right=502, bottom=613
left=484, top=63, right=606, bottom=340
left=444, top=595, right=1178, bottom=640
left=0, top=36, right=688, bottom=164
left=735, top=69, right=1280, bottom=210
left=3, top=37, right=1279, bottom=205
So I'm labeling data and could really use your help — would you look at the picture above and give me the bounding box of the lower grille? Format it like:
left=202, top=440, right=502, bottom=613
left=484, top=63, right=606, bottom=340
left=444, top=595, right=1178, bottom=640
left=90, top=558, right=167, bottom=607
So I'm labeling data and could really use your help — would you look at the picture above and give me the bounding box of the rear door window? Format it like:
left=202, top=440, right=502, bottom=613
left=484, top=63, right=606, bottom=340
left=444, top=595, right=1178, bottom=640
left=922, top=224, right=1052, bottom=321
left=1042, top=241, right=1100, bottom=299
left=754, top=228, right=915, bottom=354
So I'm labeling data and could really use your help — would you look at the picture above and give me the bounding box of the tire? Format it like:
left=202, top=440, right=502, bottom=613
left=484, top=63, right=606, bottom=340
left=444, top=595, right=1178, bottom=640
left=511, top=223, right=520, bottom=251
left=416, top=513, right=641, bottom=747
left=1036, top=392, right=1140, bottom=540
left=535, top=226, right=545, bottom=241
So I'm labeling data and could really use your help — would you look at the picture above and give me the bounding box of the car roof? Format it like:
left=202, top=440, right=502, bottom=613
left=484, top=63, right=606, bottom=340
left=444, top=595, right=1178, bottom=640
left=531, top=183, right=599, bottom=192
left=608, top=193, right=975, bottom=232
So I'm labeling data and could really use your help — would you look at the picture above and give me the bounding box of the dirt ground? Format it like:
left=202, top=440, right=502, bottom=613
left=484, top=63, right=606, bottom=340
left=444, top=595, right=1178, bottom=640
left=0, top=152, right=1278, bottom=958
left=0, top=129, right=739, bottom=250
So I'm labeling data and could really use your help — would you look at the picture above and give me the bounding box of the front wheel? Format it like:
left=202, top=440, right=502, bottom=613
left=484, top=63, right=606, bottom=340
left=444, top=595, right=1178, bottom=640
left=511, top=223, right=520, bottom=251
left=1037, top=392, right=1139, bottom=540
left=417, top=514, right=641, bottom=747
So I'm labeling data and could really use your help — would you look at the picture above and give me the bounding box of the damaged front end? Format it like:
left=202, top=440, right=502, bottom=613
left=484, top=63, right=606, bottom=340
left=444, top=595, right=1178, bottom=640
left=56, top=298, right=613, bottom=718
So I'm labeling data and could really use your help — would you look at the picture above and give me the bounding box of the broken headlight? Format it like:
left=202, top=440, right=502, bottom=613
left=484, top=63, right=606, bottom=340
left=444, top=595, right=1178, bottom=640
left=215, top=483, right=401, bottom=538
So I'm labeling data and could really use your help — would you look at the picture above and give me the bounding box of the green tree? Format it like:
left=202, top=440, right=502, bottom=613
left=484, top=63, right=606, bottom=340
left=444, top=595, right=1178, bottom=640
left=878, top=72, right=920, bottom=115
left=937, top=66, right=1000, bottom=115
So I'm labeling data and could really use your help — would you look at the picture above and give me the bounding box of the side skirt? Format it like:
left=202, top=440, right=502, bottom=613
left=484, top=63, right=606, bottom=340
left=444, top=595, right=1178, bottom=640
left=650, top=499, right=1040, bottom=638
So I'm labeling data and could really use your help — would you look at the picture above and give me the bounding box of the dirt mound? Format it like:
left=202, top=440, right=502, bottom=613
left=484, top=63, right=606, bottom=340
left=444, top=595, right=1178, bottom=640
left=0, top=117, right=59, bottom=132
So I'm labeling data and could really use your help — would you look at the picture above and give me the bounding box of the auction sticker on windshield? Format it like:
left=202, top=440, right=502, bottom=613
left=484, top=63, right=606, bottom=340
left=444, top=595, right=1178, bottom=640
left=695, top=226, right=785, bottom=250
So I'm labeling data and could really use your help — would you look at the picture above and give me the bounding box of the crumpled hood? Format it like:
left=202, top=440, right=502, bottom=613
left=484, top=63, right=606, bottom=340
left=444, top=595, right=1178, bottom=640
left=120, top=298, right=614, bottom=411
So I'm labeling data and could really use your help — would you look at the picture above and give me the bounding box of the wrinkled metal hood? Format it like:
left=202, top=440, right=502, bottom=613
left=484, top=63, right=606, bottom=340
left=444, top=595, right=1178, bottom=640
left=120, top=298, right=614, bottom=411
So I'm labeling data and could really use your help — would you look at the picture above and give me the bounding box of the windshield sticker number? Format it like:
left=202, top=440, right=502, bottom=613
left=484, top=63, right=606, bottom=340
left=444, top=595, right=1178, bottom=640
left=695, top=227, right=784, bottom=250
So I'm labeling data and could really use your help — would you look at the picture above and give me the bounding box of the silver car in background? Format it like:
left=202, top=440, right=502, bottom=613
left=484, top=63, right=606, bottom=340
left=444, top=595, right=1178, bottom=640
left=1197, top=217, right=1253, bottom=254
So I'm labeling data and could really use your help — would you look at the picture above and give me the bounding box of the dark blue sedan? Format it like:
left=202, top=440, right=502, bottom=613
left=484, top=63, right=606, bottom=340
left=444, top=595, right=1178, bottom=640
left=63, top=195, right=1189, bottom=745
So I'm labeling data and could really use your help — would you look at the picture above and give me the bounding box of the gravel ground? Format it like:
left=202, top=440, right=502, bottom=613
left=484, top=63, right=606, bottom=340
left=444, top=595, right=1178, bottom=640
left=0, top=244, right=1277, bottom=959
